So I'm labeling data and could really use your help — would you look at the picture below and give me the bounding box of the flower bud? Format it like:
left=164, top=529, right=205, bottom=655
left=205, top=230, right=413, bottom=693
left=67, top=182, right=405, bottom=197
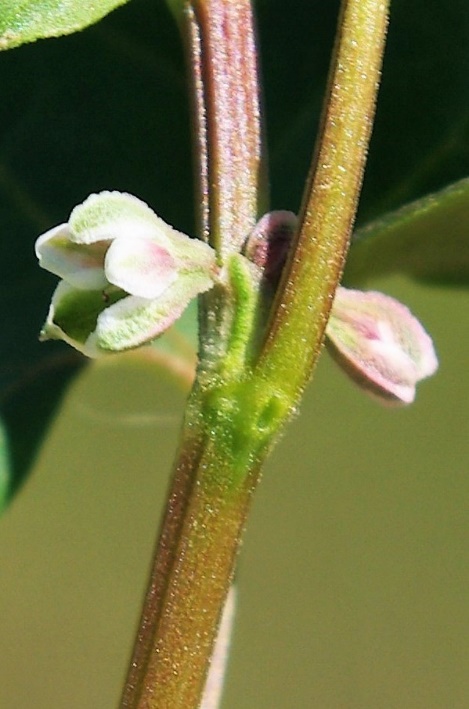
left=243, top=210, right=296, bottom=286
left=326, top=287, right=438, bottom=404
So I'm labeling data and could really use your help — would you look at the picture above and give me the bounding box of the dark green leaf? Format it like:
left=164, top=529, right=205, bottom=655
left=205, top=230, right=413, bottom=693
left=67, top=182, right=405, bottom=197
left=0, top=0, right=132, bottom=50
left=345, top=178, right=469, bottom=286
left=259, top=0, right=469, bottom=218
left=359, top=0, right=469, bottom=220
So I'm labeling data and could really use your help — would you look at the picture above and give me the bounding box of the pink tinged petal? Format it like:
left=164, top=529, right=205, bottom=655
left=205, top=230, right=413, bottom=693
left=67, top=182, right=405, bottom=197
left=68, top=191, right=172, bottom=246
left=162, top=227, right=218, bottom=274
left=35, top=224, right=109, bottom=289
left=326, top=287, right=438, bottom=405
left=94, top=270, right=216, bottom=352
left=104, top=235, right=177, bottom=298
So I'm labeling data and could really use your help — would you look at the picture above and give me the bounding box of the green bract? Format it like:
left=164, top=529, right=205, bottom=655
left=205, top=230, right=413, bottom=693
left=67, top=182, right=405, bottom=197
left=35, top=191, right=217, bottom=356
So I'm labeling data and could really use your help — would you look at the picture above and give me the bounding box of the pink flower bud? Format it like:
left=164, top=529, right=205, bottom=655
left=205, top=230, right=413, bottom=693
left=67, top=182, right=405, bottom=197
left=326, top=287, right=438, bottom=404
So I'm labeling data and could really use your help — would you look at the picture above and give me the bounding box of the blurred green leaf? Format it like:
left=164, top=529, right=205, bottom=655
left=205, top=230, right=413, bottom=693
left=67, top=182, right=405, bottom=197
left=0, top=0, right=132, bottom=50
left=0, top=354, right=83, bottom=511
left=345, top=178, right=469, bottom=287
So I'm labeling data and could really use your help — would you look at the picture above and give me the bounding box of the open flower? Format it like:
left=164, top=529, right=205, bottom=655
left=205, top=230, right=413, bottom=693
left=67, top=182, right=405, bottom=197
left=35, top=191, right=217, bottom=356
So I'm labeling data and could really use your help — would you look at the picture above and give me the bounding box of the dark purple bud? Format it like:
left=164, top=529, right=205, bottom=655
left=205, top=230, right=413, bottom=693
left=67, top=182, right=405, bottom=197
left=243, top=211, right=297, bottom=286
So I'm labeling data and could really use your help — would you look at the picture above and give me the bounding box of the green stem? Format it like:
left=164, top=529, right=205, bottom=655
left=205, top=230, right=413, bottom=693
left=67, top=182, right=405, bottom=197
left=120, top=407, right=258, bottom=709
left=256, top=0, right=390, bottom=403
left=120, top=1, right=264, bottom=706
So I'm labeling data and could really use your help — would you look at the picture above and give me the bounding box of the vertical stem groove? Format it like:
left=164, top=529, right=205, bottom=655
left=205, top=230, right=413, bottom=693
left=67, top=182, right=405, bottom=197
left=188, top=0, right=266, bottom=258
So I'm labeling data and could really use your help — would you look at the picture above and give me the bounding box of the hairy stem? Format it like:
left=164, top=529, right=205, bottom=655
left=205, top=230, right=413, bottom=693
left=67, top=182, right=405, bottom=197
left=120, top=0, right=264, bottom=706
left=184, top=0, right=267, bottom=374
left=184, top=0, right=266, bottom=257
left=256, top=0, right=390, bottom=402
left=120, top=408, right=257, bottom=709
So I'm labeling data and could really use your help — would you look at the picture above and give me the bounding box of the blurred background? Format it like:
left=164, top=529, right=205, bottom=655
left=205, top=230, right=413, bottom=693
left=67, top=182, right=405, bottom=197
left=0, top=0, right=468, bottom=707
left=0, top=276, right=468, bottom=709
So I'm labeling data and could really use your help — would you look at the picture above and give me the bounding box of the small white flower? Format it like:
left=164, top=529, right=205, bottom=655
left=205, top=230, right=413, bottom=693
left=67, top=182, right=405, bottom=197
left=36, top=191, right=217, bottom=356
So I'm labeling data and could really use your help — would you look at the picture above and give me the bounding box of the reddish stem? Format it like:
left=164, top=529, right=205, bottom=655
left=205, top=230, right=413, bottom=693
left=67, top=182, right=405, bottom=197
left=186, top=0, right=266, bottom=257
